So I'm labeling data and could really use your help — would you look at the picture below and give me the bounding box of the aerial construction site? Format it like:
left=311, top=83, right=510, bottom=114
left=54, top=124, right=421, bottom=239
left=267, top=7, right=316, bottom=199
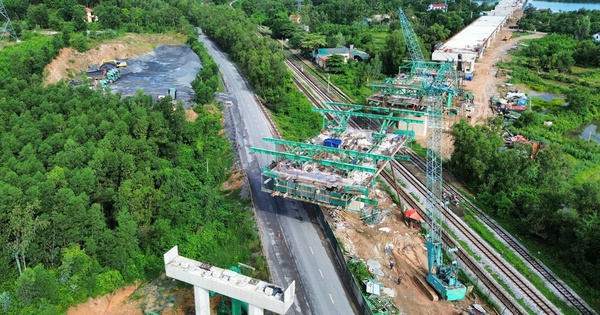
left=252, top=47, right=470, bottom=312
left=249, top=3, right=582, bottom=314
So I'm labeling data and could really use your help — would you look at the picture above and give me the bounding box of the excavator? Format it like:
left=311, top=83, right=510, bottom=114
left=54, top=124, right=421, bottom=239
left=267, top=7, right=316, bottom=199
left=98, top=59, right=127, bottom=70
left=86, top=59, right=127, bottom=79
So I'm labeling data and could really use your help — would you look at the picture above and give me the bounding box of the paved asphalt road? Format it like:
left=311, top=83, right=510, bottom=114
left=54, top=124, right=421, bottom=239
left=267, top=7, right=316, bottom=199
left=199, top=33, right=357, bottom=315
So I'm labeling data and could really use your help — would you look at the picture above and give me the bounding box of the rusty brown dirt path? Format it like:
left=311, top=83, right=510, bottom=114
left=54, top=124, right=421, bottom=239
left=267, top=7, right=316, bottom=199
left=462, top=9, right=546, bottom=126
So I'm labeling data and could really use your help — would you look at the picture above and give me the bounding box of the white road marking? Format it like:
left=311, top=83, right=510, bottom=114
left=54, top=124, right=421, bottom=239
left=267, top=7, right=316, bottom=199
left=329, top=293, right=335, bottom=304
left=319, top=269, right=324, bottom=278
left=309, top=246, right=314, bottom=255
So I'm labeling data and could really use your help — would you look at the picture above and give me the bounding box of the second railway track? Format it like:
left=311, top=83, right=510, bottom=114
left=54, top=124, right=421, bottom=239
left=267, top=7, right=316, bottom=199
left=400, top=149, right=595, bottom=315
left=284, top=54, right=577, bottom=314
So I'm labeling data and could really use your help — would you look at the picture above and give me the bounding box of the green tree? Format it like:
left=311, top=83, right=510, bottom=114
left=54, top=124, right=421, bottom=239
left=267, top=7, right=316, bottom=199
left=567, top=86, right=597, bottom=117
left=382, top=30, right=407, bottom=75
left=327, top=54, right=346, bottom=73
left=69, top=33, right=89, bottom=52
left=573, top=15, right=591, bottom=40
left=94, top=4, right=124, bottom=29
left=27, top=4, right=49, bottom=29
left=270, top=16, right=297, bottom=39
left=8, top=201, right=48, bottom=276
left=300, top=32, right=327, bottom=56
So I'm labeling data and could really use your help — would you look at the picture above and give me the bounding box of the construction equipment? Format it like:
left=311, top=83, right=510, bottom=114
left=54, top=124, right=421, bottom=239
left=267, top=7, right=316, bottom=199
left=398, top=7, right=467, bottom=301
left=98, top=59, right=127, bottom=70
left=106, top=68, right=121, bottom=82
left=503, top=35, right=512, bottom=41
left=86, top=59, right=126, bottom=79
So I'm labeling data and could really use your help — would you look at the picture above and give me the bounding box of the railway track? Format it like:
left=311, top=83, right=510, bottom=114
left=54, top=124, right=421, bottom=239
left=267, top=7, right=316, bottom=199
left=401, top=149, right=596, bottom=315
left=284, top=55, right=566, bottom=314
left=380, top=169, right=528, bottom=314
left=383, top=163, right=560, bottom=314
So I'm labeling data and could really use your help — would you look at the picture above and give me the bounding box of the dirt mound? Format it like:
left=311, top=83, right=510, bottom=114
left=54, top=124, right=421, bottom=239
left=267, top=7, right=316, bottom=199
left=44, top=33, right=186, bottom=85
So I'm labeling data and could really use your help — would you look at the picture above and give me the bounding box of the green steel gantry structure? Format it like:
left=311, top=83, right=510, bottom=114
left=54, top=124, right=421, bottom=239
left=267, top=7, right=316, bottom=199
left=250, top=108, right=418, bottom=215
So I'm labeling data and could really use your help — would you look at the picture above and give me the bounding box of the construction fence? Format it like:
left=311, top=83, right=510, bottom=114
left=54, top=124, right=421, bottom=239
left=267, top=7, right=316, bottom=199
left=314, top=205, right=375, bottom=315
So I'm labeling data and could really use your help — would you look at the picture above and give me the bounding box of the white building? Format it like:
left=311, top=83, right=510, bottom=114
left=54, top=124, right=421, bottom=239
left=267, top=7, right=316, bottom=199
left=593, top=32, right=600, bottom=42
left=427, top=3, right=446, bottom=11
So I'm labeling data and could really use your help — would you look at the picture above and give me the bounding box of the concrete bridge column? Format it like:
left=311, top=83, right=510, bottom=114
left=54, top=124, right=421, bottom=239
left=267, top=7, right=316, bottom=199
left=194, top=286, right=211, bottom=315
left=247, top=304, right=265, bottom=315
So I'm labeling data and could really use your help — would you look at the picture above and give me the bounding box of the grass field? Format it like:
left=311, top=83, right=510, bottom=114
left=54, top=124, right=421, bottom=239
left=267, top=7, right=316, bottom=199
left=371, top=31, right=388, bottom=50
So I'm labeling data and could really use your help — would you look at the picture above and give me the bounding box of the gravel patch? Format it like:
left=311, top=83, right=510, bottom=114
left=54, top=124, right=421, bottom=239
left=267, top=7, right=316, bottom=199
left=109, top=45, right=201, bottom=107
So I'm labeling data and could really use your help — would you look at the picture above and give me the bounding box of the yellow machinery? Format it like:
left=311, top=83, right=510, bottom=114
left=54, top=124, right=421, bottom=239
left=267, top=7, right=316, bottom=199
left=98, top=59, right=127, bottom=70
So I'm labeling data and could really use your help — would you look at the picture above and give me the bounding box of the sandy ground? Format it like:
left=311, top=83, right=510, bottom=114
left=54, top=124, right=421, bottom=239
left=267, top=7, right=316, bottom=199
left=416, top=8, right=546, bottom=159
left=67, top=276, right=201, bottom=315
left=462, top=9, right=546, bottom=126
left=45, top=33, right=200, bottom=107
left=324, top=11, right=548, bottom=315
left=67, top=286, right=142, bottom=315
left=328, top=187, right=491, bottom=314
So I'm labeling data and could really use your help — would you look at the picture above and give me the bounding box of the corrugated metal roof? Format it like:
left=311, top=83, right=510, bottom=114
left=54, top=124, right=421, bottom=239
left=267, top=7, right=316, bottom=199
left=317, top=47, right=350, bottom=56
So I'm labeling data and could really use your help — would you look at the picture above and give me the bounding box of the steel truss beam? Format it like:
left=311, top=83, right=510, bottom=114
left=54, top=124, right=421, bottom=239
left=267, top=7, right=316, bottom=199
left=261, top=137, right=392, bottom=162
left=312, top=108, right=424, bottom=125
left=326, top=102, right=424, bottom=117
left=250, top=147, right=377, bottom=173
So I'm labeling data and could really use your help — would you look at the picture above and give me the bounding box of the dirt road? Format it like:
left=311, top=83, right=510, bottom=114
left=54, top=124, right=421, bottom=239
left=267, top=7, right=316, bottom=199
left=463, top=9, right=546, bottom=125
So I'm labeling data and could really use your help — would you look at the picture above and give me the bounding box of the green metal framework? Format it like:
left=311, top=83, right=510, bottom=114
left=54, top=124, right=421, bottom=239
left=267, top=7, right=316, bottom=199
left=250, top=147, right=378, bottom=173
left=261, top=137, right=393, bottom=162
left=250, top=114, right=414, bottom=212
left=326, top=102, right=424, bottom=117
left=367, top=82, right=423, bottom=98
left=313, top=107, right=423, bottom=134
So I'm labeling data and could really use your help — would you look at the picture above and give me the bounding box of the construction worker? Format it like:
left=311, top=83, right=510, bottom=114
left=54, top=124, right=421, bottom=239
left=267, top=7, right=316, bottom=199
left=397, top=275, right=403, bottom=285
left=390, top=262, right=394, bottom=270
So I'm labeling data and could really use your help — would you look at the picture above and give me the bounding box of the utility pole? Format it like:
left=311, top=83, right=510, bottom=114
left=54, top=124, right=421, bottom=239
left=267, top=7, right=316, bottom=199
left=297, top=0, right=302, bottom=13
left=0, top=0, right=19, bottom=42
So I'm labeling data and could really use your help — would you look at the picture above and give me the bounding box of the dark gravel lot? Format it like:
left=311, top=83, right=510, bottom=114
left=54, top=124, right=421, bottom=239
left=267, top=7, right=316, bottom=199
left=108, top=45, right=201, bottom=107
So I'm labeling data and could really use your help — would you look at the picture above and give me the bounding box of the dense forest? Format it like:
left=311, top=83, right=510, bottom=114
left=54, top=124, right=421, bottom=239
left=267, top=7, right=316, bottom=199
left=0, top=1, right=268, bottom=313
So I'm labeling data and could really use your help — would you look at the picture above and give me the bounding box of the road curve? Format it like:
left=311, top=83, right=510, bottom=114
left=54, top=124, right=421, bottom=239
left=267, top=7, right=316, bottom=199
left=199, top=33, right=356, bottom=315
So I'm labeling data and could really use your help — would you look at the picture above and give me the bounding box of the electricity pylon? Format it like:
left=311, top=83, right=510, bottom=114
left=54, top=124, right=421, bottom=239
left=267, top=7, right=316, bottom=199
left=0, top=0, right=19, bottom=42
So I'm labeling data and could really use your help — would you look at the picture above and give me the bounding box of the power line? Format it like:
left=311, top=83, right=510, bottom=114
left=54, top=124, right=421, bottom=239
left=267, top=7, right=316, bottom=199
left=0, top=0, right=19, bottom=42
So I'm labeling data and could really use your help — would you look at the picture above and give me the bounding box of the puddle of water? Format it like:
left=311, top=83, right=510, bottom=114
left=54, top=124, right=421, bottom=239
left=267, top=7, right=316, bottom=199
left=579, top=124, right=600, bottom=144
left=529, top=91, right=563, bottom=102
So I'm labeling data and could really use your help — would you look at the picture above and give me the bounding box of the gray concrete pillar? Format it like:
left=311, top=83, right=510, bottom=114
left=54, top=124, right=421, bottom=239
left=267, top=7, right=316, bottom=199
left=194, top=286, right=211, bottom=315
left=247, top=304, right=264, bottom=315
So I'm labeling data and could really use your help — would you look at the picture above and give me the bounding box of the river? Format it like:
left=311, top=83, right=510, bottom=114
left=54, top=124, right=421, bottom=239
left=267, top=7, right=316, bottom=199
left=525, top=0, right=600, bottom=11
left=474, top=0, right=600, bottom=11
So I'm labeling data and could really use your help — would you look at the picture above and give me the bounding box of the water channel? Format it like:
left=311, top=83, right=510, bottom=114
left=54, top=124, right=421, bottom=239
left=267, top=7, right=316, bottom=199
left=524, top=0, right=600, bottom=11
left=579, top=121, right=600, bottom=144
left=474, top=0, right=600, bottom=11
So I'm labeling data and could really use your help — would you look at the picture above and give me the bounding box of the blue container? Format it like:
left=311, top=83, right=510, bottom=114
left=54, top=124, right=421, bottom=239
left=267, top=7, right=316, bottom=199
left=517, top=99, right=527, bottom=106
left=323, top=138, right=342, bottom=148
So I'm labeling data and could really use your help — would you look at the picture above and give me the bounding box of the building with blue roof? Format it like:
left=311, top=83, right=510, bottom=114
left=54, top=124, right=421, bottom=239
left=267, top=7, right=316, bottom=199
left=310, top=45, right=370, bottom=69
